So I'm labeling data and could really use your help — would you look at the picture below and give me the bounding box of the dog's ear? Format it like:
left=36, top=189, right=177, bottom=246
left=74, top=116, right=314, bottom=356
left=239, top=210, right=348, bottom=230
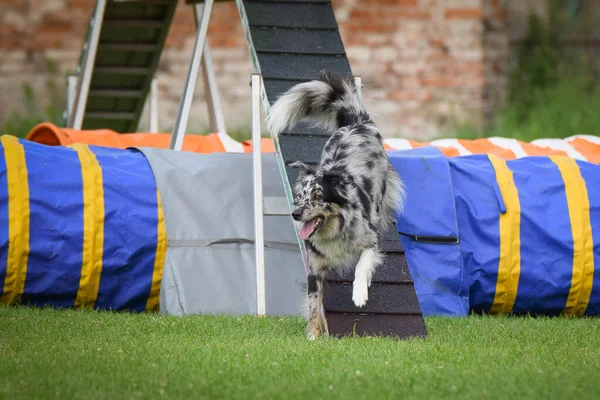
left=321, top=172, right=347, bottom=206
left=289, top=161, right=316, bottom=178
left=322, top=172, right=343, bottom=187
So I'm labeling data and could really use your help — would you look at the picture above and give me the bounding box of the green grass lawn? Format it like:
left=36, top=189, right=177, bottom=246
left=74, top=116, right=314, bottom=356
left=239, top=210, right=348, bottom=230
left=1, top=306, right=599, bottom=400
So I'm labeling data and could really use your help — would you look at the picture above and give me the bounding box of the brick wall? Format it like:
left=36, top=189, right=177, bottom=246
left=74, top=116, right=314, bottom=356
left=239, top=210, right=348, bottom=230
left=334, top=0, right=510, bottom=138
left=0, top=0, right=533, bottom=139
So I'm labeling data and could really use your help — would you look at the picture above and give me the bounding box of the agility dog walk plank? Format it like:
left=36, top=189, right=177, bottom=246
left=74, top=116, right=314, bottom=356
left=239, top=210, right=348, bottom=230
left=237, top=0, right=427, bottom=338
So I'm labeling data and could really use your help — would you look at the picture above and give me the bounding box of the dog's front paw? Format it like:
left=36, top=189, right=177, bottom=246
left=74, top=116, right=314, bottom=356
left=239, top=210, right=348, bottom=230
left=352, top=279, right=369, bottom=307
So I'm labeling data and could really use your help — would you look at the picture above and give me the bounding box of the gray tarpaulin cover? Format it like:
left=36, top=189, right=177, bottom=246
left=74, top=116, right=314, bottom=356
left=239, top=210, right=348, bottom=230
left=137, top=148, right=305, bottom=316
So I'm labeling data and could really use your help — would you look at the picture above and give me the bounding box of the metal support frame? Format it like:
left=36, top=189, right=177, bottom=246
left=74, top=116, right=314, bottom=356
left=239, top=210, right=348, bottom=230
left=149, top=78, right=159, bottom=133
left=251, top=74, right=266, bottom=316
left=196, top=5, right=227, bottom=135
left=251, top=73, right=291, bottom=316
left=142, top=1, right=225, bottom=137
left=354, top=76, right=362, bottom=99
left=65, top=75, right=78, bottom=125
left=169, top=0, right=215, bottom=150
left=202, top=43, right=226, bottom=134
left=68, top=0, right=107, bottom=129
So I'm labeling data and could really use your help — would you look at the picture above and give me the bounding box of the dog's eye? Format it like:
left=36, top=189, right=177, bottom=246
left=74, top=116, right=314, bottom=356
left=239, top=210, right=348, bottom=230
left=314, top=194, right=322, bottom=202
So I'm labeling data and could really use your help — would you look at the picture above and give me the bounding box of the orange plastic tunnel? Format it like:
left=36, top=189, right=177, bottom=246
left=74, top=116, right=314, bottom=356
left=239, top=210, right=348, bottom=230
left=26, top=123, right=275, bottom=153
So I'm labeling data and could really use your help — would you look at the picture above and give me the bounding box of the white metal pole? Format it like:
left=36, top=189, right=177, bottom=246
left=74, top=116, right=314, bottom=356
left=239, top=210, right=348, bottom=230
left=65, top=75, right=78, bottom=125
left=149, top=78, right=159, bottom=133
left=69, top=0, right=107, bottom=129
left=354, top=76, right=362, bottom=99
left=202, top=43, right=227, bottom=134
left=252, top=74, right=266, bottom=317
left=169, top=0, right=214, bottom=150
left=194, top=4, right=226, bottom=134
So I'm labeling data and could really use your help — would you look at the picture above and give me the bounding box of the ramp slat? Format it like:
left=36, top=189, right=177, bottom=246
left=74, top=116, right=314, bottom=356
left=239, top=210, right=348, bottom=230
left=89, top=89, right=143, bottom=98
left=94, top=66, right=151, bottom=75
left=324, top=282, right=421, bottom=314
left=90, top=75, right=146, bottom=90
left=103, top=19, right=164, bottom=28
left=251, top=27, right=345, bottom=55
left=327, top=254, right=411, bottom=284
left=259, top=54, right=351, bottom=80
left=96, top=51, right=153, bottom=67
left=279, top=135, right=329, bottom=164
left=100, top=27, right=162, bottom=42
left=98, top=42, right=158, bottom=52
left=87, top=97, right=137, bottom=112
left=326, top=313, right=427, bottom=339
left=244, top=3, right=338, bottom=29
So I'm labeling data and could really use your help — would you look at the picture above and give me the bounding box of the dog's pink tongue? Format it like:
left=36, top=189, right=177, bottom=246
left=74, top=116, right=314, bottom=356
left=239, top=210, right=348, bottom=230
left=299, top=219, right=318, bottom=240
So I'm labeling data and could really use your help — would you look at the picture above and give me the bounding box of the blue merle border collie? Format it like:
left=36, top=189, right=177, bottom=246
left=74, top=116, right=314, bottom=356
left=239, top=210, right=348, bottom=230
left=267, top=71, right=405, bottom=339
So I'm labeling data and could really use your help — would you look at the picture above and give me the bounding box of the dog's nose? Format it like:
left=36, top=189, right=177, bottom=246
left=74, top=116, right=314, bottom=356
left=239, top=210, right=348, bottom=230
left=291, top=209, right=303, bottom=221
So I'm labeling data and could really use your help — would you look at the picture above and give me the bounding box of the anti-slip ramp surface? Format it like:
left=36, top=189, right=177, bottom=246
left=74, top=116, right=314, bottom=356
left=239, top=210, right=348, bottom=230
left=236, top=0, right=427, bottom=338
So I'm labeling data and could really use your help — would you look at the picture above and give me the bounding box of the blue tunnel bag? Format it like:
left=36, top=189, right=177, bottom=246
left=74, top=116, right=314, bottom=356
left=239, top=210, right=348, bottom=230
left=389, top=147, right=600, bottom=317
left=0, top=136, right=166, bottom=312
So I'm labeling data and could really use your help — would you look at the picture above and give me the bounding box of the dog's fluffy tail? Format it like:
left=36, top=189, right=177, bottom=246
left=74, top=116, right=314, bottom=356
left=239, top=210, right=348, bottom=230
left=267, top=71, right=371, bottom=136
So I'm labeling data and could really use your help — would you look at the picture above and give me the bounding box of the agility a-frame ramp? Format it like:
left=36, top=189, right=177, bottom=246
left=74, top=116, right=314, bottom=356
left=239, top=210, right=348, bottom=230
left=67, top=0, right=427, bottom=339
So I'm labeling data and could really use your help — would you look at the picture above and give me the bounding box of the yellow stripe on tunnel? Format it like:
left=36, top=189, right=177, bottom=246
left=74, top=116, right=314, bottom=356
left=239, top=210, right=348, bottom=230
left=550, top=156, right=595, bottom=316
left=488, top=155, right=522, bottom=314
left=146, top=189, right=167, bottom=311
left=0, top=136, right=31, bottom=304
left=70, top=144, right=105, bottom=309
